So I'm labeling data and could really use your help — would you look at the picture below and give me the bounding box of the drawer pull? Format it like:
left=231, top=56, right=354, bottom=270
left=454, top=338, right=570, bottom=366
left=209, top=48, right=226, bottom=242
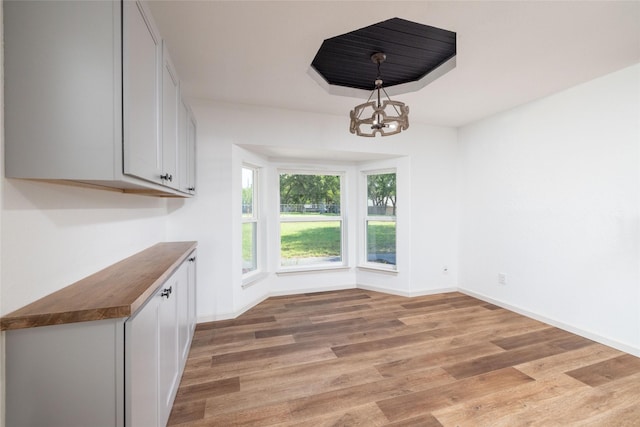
left=160, top=286, right=172, bottom=298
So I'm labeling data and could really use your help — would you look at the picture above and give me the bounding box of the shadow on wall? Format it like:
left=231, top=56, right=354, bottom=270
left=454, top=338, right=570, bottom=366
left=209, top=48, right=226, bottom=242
left=2, top=179, right=170, bottom=218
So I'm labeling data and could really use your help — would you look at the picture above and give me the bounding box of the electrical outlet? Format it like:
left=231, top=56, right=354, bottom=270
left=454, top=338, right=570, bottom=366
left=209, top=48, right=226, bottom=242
left=498, top=273, right=507, bottom=285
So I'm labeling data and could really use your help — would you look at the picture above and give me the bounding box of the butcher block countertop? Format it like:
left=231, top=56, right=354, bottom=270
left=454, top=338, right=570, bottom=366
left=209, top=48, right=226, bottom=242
left=0, top=241, right=197, bottom=331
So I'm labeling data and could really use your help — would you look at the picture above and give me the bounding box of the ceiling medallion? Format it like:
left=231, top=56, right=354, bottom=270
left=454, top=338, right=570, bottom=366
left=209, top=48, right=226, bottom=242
left=349, top=53, right=409, bottom=137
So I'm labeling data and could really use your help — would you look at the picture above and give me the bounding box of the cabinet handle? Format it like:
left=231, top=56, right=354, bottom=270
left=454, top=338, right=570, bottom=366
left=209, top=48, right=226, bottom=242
left=161, top=286, right=172, bottom=298
left=161, top=173, right=173, bottom=182
left=188, top=257, right=196, bottom=262
left=187, top=186, right=195, bottom=192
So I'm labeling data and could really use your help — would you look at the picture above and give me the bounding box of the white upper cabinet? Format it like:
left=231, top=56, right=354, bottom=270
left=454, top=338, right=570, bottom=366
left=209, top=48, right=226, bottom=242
left=161, top=44, right=180, bottom=190
left=122, top=0, right=163, bottom=186
left=4, top=1, right=120, bottom=181
left=187, top=110, right=198, bottom=194
left=179, top=99, right=198, bottom=195
left=4, top=0, right=196, bottom=197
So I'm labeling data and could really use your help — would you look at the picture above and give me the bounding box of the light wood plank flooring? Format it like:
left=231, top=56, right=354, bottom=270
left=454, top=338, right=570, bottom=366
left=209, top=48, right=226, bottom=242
left=168, top=289, right=640, bottom=426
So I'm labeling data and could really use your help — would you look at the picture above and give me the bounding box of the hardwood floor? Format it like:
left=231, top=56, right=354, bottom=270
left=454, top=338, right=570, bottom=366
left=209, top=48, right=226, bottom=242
left=168, top=289, right=640, bottom=426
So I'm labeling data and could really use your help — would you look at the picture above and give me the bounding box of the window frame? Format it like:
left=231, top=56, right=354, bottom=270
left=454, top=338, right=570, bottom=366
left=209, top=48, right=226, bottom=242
left=277, top=169, right=347, bottom=272
left=361, top=168, right=397, bottom=272
left=241, top=165, right=259, bottom=277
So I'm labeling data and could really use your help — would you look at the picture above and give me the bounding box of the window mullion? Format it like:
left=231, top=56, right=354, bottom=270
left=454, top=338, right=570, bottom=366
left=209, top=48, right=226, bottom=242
left=280, top=216, right=343, bottom=223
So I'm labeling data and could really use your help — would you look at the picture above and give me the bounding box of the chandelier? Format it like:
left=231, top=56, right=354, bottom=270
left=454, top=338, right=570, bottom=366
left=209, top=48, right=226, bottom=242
left=349, top=53, right=410, bottom=137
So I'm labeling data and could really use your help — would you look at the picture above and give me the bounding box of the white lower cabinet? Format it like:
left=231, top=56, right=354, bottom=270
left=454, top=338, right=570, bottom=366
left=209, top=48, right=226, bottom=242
left=6, top=320, right=126, bottom=427
left=187, top=254, right=198, bottom=336
left=157, top=264, right=181, bottom=426
left=6, top=251, right=197, bottom=427
left=126, top=292, right=160, bottom=427
left=179, top=253, right=198, bottom=364
left=126, top=254, right=196, bottom=427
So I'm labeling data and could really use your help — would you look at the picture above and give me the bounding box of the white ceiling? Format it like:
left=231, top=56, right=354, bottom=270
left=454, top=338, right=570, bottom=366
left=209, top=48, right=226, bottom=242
left=147, top=1, right=640, bottom=128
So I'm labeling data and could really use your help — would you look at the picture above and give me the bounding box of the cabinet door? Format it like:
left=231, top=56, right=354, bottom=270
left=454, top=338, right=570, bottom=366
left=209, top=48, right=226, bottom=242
left=161, top=43, right=180, bottom=190
left=187, top=110, right=198, bottom=195
left=187, top=253, right=198, bottom=335
left=123, top=1, right=162, bottom=185
left=4, top=0, right=119, bottom=180
left=158, top=270, right=180, bottom=426
left=178, top=98, right=190, bottom=193
left=177, top=253, right=197, bottom=364
left=6, top=320, right=125, bottom=427
left=177, top=102, right=196, bottom=195
left=125, top=294, right=160, bottom=427
left=177, top=260, right=191, bottom=365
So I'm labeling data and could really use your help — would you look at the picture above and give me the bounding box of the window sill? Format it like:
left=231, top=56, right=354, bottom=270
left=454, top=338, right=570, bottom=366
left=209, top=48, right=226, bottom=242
left=242, top=271, right=268, bottom=289
left=357, top=265, right=399, bottom=275
left=276, top=265, right=351, bottom=276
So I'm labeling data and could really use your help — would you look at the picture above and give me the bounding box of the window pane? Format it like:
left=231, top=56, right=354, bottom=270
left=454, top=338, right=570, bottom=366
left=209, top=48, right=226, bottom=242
left=367, top=173, right=396, bottom=216
left=366, top=220, right=396, bottom=265
left=242, top=222, right=257, bottom=274
left=280, top=173, right=341, bottom=216
left=281, top=221, right=342, bottom=266
left=242, top=168, right=254, bottom=218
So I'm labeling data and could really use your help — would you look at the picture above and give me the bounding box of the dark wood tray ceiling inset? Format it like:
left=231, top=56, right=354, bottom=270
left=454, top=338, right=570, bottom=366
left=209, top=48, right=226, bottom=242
left=311, top=17, right=456, bottom=93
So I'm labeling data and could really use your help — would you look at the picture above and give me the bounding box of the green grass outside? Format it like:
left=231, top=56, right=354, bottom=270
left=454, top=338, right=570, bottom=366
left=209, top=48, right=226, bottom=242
left=243, top=221, right=396, bottom=260
left=281, top=221, right=341, bottom=258
left=367, top=221, right=396, bottom=254
left=242, top=222, right=255, bottom=262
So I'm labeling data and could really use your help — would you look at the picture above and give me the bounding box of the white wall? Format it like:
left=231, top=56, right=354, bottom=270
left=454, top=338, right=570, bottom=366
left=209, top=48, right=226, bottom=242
left=409, top=125, right=460, bottom=294
left=167, top=100, right=460, bottom=320
left=1, top=182, right=170, bottom=314
left=458, top=63, right=640, bottom=355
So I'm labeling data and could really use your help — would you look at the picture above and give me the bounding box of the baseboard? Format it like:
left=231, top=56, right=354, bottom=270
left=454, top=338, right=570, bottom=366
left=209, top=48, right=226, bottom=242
left=356, top=283, right=458, bottom=298
left=269, top=283, right=356, bottom=297
left=197, top=284, right=357, bottom=323
left=197, top=294, right=271, bottom=323
left=407, top=287, right=460, bottom=297
left=354, top=283, right=411, bottom=297
left=459, top=287, right=640, bottom=358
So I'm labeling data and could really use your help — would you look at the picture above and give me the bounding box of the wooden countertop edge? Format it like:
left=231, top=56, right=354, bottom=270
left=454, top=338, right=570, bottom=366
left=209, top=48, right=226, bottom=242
left=128, top=247, right=195, bottom=315
left=0, top=307, right=132, bottom=331
left=1, top=241, right=197, bottom=331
